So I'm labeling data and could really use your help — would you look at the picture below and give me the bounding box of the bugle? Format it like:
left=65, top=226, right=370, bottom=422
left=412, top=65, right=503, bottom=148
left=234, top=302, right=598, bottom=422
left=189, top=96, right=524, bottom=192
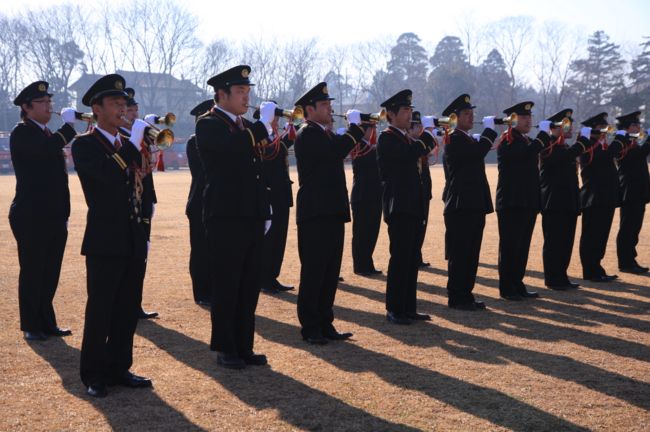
left=629, top=130, right=647, bottom=141
left=248, top=105, right=304, bottom=122
left=150, top=112, right=176, bottom=127
left=332, top=108, right=387, bottom=123
left=121, top=116, right=174, bottom=150
left=434, top=113, right=457, bottom=132
left=53, top=110, right=94, bottom=122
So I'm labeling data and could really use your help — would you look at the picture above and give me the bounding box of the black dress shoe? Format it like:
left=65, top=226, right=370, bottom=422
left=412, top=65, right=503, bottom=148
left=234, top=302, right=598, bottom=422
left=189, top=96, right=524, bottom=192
left=46, top=327, right=72, bottom=337
left=138, top=310, right=159, bottom=319
left=217, top=353, right=246, bottom=369
left=620, top=264, right=649, bottom=274
left=195, top=300, right=211, bottom=306
left=272, top=279, right=294, bottom=291
left=386, top=312, right=412, bottom=325
left=23, top=331, right=48, bottom=341
left=418, top=262, right=431, bottom=268
left=406, top=312, right=431, bottom=321
left=112, top=371, right=152, bottom=388
left=546, top=283, right=570, bottom=291
left=473, top=301, right=487, bottom=310
left=303, top=334, right=329, bottom=345
left=567, top=281, right=580, bottom=289
left=338, top=276, right=344, bottom=282
left=87, top=383, right=108, bottom=398
left=324, top=330, right=353, bottom=340
left=500, top=294, right=524, bottom=301
left=242, top=353, right=268, bottom=366
left=370, top=269, right=382, bottom=275
left=261, top=285, right=280, bottom=294
left=519, top=290, right=539, bottom=298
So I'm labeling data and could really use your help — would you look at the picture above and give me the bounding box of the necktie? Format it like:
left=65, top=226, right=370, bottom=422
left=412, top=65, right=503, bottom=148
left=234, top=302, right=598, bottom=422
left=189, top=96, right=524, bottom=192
left=44, top=127, right=52, bottom=137
left=114, top=137, right=122, bottom=151
left=236, top=116, right=244, bottom=131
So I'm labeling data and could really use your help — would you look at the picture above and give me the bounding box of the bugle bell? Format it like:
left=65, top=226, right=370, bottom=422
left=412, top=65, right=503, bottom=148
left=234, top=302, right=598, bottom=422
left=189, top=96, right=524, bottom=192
left=434, top=113, right=457, bottom=132
left=151, top=112, right=176, bottom=127
left=121, top=116, right=175, bottom=150
left=495, top=113, right=518, bottom=128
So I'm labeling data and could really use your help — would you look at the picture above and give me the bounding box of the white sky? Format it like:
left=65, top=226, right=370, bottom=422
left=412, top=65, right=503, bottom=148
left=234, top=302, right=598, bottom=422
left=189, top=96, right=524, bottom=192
left=3, top=0, right=649, bottom=52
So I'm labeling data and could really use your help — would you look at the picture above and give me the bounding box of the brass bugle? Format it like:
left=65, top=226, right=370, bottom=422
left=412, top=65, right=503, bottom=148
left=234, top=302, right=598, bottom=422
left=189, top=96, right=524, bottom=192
left=494, top=113, right=518, bottom=127
left=121, top=116, right=175, bottom=150
left=53, top=110, right=94, bottom=122
left=247, top=105, right=304, bottom=121
left=152, top=112, right=176, bottom=127
left=332, top=109, right=386, bottom=123
left=434, top=113, right=457, bottom=131
left=592, top=125, right=617, bottom=137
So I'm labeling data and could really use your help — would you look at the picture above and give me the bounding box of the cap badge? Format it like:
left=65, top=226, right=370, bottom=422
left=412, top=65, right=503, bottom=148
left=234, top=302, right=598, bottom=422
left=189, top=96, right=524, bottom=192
left=38, top=83, right=46, bottom=92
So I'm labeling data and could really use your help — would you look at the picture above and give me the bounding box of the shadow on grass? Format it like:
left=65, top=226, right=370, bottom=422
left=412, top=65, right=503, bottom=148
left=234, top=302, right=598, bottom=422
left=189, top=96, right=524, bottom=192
left=138, top=319, right=588, bottom=432
left=27, top=338, right=204, bottom=431
left=136, top=320, right=419, bottom=432
left=328, top=285, right=650, bottom=412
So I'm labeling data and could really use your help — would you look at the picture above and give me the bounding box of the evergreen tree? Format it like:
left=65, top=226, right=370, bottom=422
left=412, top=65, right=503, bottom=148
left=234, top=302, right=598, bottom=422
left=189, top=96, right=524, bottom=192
left=427, top=36, right=475, bottom=114
left=475, top=49, right=511, bottom=117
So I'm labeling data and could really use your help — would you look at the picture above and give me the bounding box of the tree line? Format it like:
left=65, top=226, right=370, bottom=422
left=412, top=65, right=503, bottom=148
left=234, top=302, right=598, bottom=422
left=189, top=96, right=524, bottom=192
left=0, top=1, right=648, bottom=132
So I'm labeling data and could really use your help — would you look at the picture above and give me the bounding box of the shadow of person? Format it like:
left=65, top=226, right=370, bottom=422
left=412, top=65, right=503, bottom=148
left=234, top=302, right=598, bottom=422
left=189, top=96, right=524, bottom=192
left=251, top=315, right=589, bottom=432
left=27, top=338, right=204, bottom=431
left=337, top=280, right=650, bottom=364
left=135, top=320, right=419, bottom=431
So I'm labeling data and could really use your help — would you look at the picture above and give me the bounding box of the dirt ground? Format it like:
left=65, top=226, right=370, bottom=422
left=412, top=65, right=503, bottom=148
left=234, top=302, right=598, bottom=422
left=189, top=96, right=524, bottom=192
left=1, top=165, right=649, bottom=432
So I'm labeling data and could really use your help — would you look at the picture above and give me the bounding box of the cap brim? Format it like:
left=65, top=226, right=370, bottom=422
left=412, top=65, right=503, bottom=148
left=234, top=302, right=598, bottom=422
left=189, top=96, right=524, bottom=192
left=86, top=90, right=129, bottom=106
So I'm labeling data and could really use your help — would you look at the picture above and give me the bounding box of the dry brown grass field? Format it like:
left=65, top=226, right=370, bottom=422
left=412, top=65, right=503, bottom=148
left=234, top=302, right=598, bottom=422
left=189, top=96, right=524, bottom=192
left=1, top=165, right=649, bottom=431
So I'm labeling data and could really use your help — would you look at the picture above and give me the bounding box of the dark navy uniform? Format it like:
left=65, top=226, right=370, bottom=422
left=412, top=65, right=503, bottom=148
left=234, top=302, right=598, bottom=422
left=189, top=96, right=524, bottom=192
left=261, top=132, right=294, bottom=289
left=186, top=99, right=214, bottom=304
left=351, top=142, right=382, bottom=274
left=197, top=66, right=270, bottom=358
left=9, top=81, right=77, bottom=336
left=294, top=82, right=364, bottom=341
left=443, top=114, right=495, bottom=309
left=614, top=111, right=650, bottom=273
left=538, top=109, right=586, bottom=287
left=578, top=113, right=623, bottom=280
left=495, top=101, right=544, bottom=299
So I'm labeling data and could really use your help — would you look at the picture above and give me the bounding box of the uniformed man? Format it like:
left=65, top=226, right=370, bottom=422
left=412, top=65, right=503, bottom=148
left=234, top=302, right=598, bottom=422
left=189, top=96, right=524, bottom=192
left=578, top=112, right=623, bottom=282
left=377, top=91, right=437, bottom=324
left=124, top=88, right=159, bottom=320
left=255, top=105, right=295, bottom=294
left=495, top=101, right=543, bottom=301
left=442, top=94, right=495, bottom=311
left=186, top=99, right=214, bottom=305
left=350, top=113, right=381, bottom=277
left=196, top=65, right=273, bottom=369
left=9, top=81, right=77, bottom=341
left=409, top=111, right=434, bottom=268
left=294, top=82, right=365, bottom=344
left=614, top=111, right=650, bottom=274
left=538, top=109, right=585, bottom=290
left=72, top=74, right=153, bottom=397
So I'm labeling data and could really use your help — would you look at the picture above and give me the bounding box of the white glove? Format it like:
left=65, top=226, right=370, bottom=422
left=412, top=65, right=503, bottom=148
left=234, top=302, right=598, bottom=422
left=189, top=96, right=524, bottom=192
left=61, top=107, right=77, bottom=124
left=144, top=114, right=157, bottom=125
left=346, top=109, right=361, bottom=125
left=264, top=219, right=272, bottom=235
left=616, top=129, right=626, bottom=136
left=130, top=119, right=148, bottom=148
left=260, top=101, right=277, bottom=125
left=539, top=120, right=552, bottom=134
left=482, top=116, right=496, bottom=130
left=580, top=127, right=592, bottom=139
left=336, top=127, right=347, bottom=135
left=421, top=116, right=435, bottom=129
left=472, top=133, right=481, bottom=141
left=151, top=203, right=156, bottom=219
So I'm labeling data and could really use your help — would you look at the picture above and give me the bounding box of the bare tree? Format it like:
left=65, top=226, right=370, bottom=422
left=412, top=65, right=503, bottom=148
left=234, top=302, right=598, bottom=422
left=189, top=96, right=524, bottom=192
left=487, top=16, right=534, bottom=103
